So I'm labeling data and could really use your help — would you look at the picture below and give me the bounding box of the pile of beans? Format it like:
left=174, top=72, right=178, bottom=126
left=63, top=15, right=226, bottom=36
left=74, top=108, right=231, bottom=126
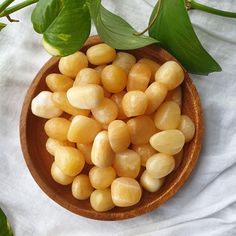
left=31, top=43, right=195, bottom=212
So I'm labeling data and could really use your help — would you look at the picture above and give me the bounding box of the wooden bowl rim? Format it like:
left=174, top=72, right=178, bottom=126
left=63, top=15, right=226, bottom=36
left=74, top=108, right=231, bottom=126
left=20, top=35, right=204, bottom=221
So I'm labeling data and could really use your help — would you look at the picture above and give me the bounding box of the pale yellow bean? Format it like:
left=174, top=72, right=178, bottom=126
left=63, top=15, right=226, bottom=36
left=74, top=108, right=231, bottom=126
left=155, top=61, right=184, bottom=90
left=111, top=177, right=142, bottom=207
left=72, top=175, right=94, bottom=200
left=114, top=149, right=141, bottom=178
left=59, top=51, right=88, bottom=77
left=67, top=84, right=104, bottom=109
left=127, top=63, right=151, bottom=91
left=44, top=117, right=71, bottom=141
left=165, top=86, right=182, bottom=107
left=52, top=92, right=90, bottom=116
left=122, top=91, right=148, bottom=117
left=74, top=68, right=101, bottom=86
left=127, top=115, right=157, bottom=145
left=51, top=162, right=74, bottom=185
left=154, top=101, right=181, bottom=130
left=87, top=43, right=116, bottom=65
left=145, top=82, right=168, bottom=114
left=140, top=170, right=164, bottom=192
left=110, top=91, right=127, bottom=119
left=178, top=115, right=195, bottom=142
left=76, top=143, right=93, bottom=165
left=101, top=65, right=127, bottom=93
left=55, top=146, right=85, bottom=177
left=91, top=98, right=118, bottom=124
left=112, top=52, right=136, bottom=74
left=138, top=58, right=161, bottom=82
left=132, top=144, right=156, bottom=166
left=31, top=91, right=63, bottom=119
left=90, top=189, right=115, bottom=212
left=150, top=130, right=185, bottom=155
left=108, top=120, right=130, bottom=153
left=67, top=115, right=102, bottom=143
left=146, top=153, right=175, bottom=178
left=46, top=138, right=74, bottom=156
left=46, top=73, right=73, bottom=92
left=91, top=131, right=114, bottom=167
left=89, top=166, right=116, bottom=190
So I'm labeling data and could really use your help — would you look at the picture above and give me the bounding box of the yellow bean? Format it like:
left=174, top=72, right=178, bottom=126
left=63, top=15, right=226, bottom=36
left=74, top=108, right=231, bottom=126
left=51, top=162, right=74, bottom=185
left=138, top=58, right=161, bottom=82
left=59, top=51, right=88, bottom=77
left=73, top=68, right=101, bottom=86
left=165, top=86, right=182, bottom=107
left=52, top=92, right=90, bottom=116
left=72, top=175, right=94, bottom=200
left=178, top=115, right=195, bottom=142
left=127, top=115, right=157, bottom=145
left=150, top=130, right=185, bottom=155
left=111, top=177, right=142, bottom=207
left=110, top=91, right=127, bottom=119
left=55, top=146, right=85, bottom=177
left=91, top=98, right=118, bottom=124
left=44, top=117, right=71, bottom=141
left=114, top=149, right=141, bottom=178
left=89, top=166, right=116, bottom=190
left=146, top=153, right=175, bottom=178
left=132, top=144, right=156, bottom=166
left=46, top=73, right=73, bottom=92
left=76, top=143, right=93, bottom=165
left=67, top=115, right=102, bottom=143
left=90, top=189, right=115, bottom=212
left=140, top=170, right=164, bottom=192
left=108, top=120, right=130, bottom=153
left=67, top=84, right=104, bottom=109
left=86, top=43, right=116, bottom=65
left=101, top=65, right=127, bottom=93
left=145, top=82, right=168, bottom=114
left=127, top=63, right=151, bottom=91
left=154, top=101, right=181, bottom=130
left=91, top=131, right=114, bottom=167
left=155, top=61, right=184, bottom=90
left=46, top=138, right=74, bottom=156
left=94, top=65, right=106, bottom=76
left=113, top=52, right=136, bottom=74
left=122, top=91, right=148, bottom=117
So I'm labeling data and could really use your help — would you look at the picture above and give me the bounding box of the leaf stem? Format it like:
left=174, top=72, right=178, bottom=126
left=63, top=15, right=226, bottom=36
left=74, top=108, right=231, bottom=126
left=134, top=0, right=162, bottom=36
left=190, top=0, right=236, bottom=18
left=0, top=0, right=15, bottom=14
left=0, top=0, right=38, bottom=17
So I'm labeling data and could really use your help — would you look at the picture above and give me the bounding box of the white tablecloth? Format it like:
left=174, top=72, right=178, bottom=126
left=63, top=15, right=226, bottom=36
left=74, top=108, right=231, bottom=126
left=1, top=0, right=236, bottom=235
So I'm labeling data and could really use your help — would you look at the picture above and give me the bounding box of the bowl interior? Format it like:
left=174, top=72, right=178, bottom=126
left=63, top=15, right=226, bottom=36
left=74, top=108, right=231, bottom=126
left=20, top=36, right=203, bottom=220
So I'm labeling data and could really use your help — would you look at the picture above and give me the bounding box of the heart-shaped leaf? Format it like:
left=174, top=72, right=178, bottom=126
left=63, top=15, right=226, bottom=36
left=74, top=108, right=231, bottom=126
left=31, top=0, right=91, bottom=56
left=0, top=208, right=13, bottom=236
left=149, top=0, right=221, bottom=75
left=87, top=0, right=158, bottom=50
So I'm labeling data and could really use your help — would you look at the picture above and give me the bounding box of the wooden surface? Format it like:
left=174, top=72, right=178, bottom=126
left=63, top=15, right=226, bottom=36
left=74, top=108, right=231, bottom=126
left=20, top=35, right=204, bottom=221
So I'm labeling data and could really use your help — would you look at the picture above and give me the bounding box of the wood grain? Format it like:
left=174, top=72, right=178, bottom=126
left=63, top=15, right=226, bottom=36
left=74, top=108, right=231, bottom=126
left=20, top=35, right=204, bottom=221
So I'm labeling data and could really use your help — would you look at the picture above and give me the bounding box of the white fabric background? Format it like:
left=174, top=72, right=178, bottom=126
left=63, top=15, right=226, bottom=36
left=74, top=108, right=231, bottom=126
left=1, top=0, right=236, bottom=235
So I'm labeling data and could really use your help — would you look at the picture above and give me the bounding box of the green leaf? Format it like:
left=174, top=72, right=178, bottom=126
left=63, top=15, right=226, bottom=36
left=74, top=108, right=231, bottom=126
left=87, top=0, right=158, bottom=50
left=149, top=0, right=221, bottom=75
left=0, top=208, right=13, bottom=236
left=0, top=22, right=6, bottom=31
left=31, top=0, right=91, bottom=56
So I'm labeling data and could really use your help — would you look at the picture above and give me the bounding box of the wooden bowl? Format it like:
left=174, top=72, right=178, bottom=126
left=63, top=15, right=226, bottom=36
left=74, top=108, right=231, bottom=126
left=20, top=35, right=203, bottom=220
